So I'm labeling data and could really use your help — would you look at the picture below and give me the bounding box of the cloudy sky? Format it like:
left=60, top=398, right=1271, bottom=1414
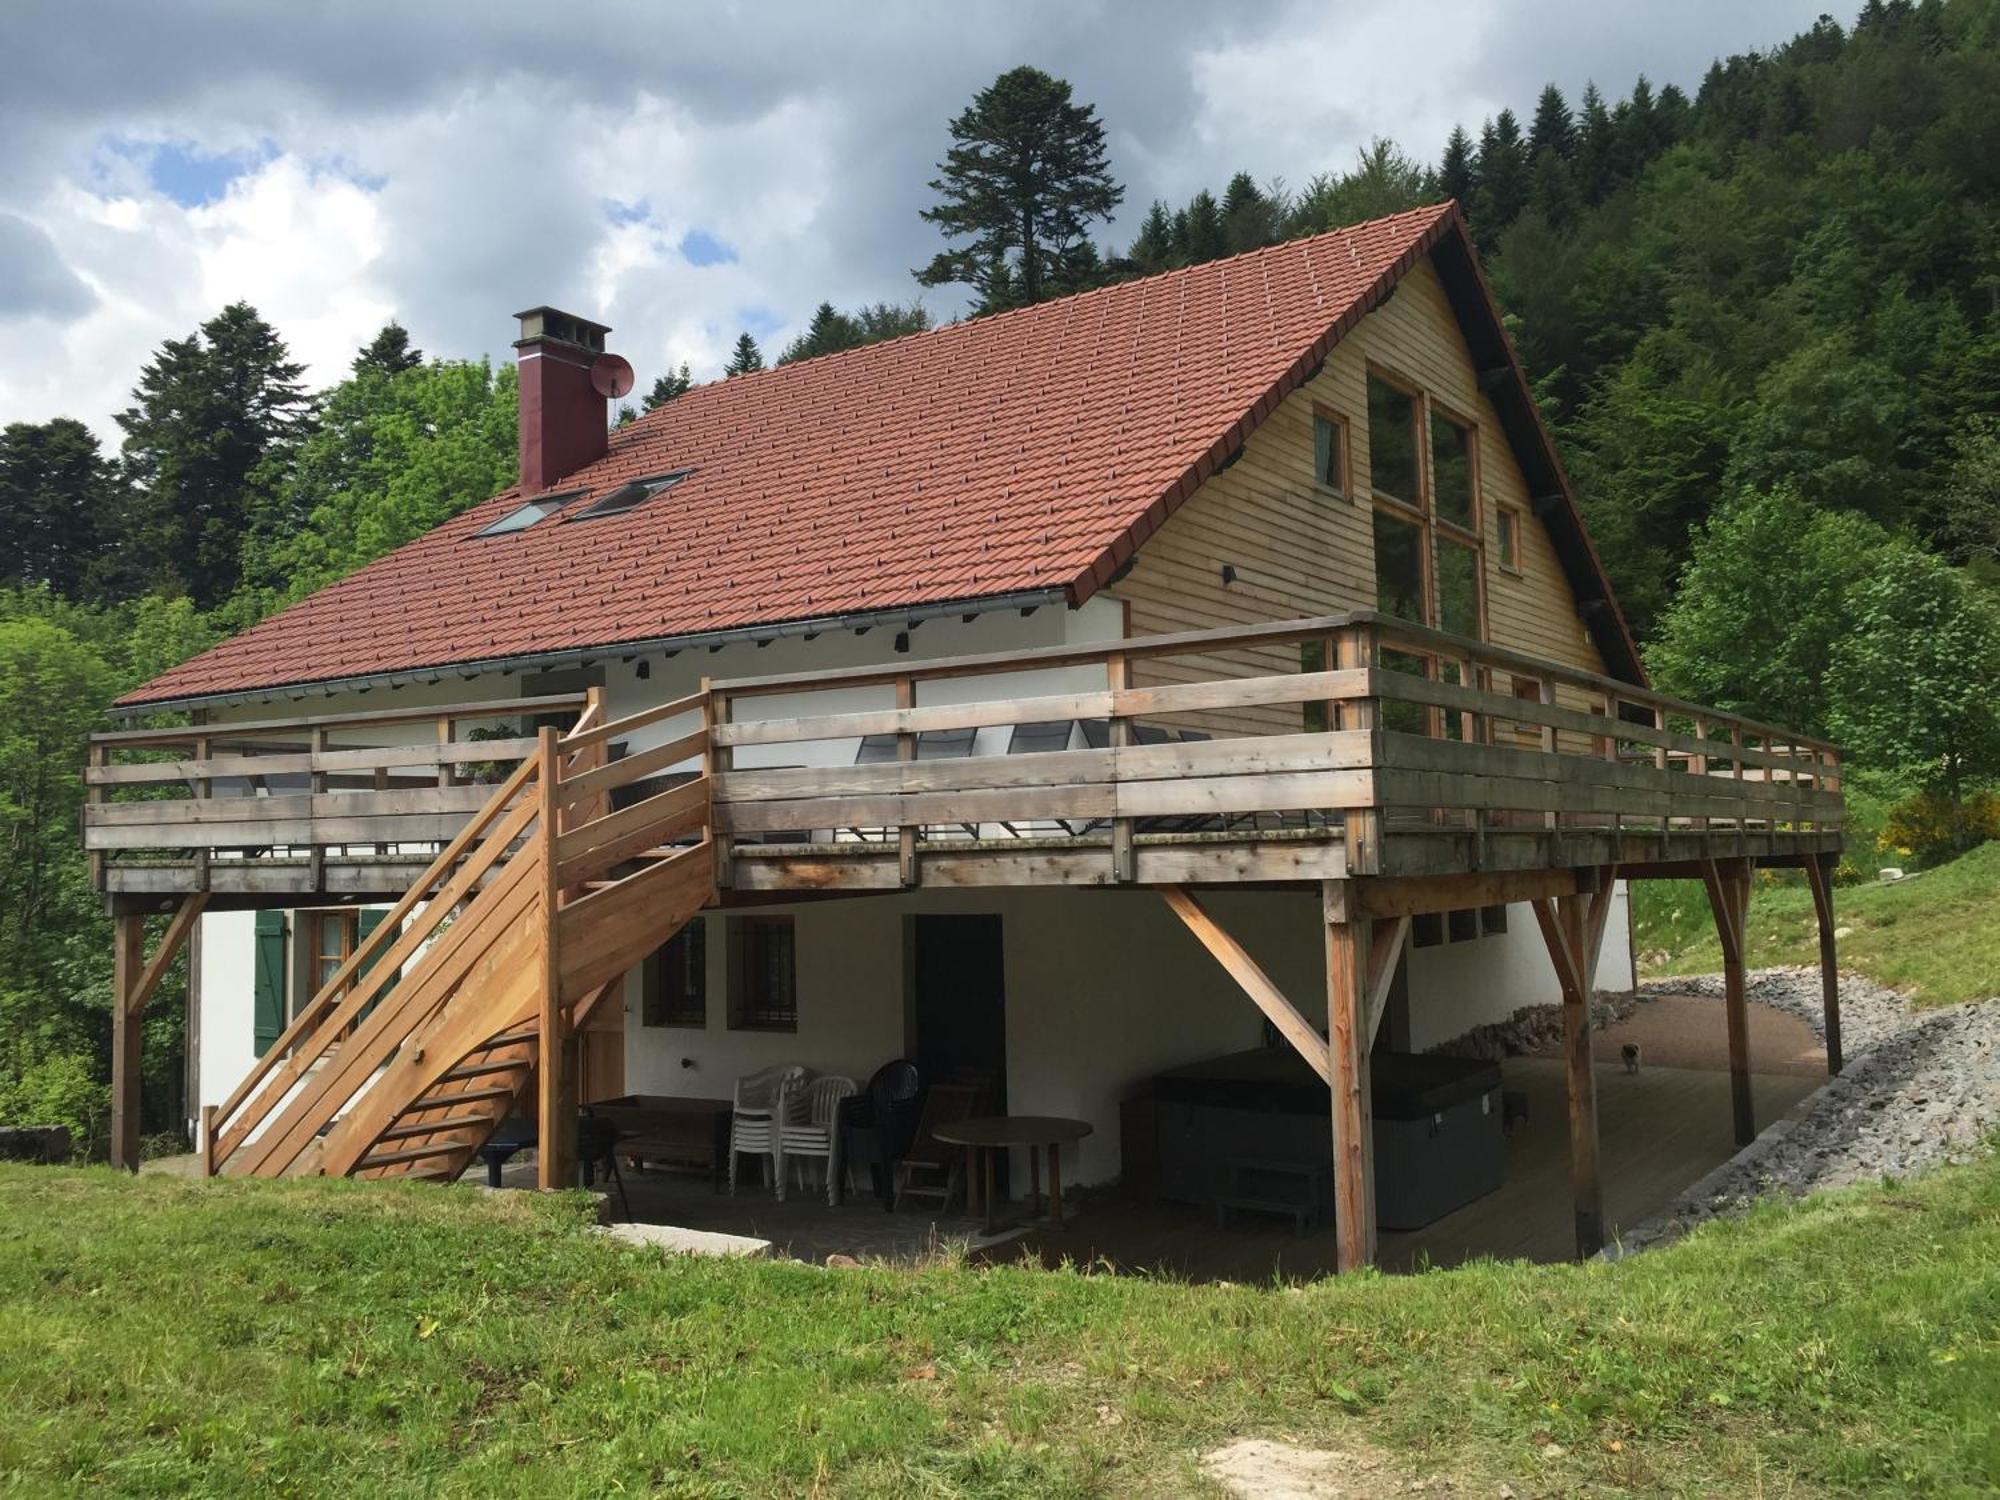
left=6, top=0, right=1832, bottom=439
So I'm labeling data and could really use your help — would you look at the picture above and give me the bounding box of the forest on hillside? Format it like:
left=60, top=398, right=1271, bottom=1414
left=2, top=0, right=1996, bottom=1150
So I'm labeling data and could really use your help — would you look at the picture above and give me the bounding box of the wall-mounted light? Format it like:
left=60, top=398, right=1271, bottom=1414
left=1220, top=564, right=1238, bottom=586
left=634, top=659, right=650, bottom=680
left=894, top=631, right=911, bottom=654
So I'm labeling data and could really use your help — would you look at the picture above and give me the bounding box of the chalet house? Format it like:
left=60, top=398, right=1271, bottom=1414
left=87, top=203, right=1846, bottom=1270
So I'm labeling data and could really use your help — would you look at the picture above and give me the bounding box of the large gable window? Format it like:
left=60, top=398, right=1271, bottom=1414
left=1365, top=366, right=1487, bottom=645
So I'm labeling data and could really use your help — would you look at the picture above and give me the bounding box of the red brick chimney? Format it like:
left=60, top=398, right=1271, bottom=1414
left=514, top=306, right=614, bottom=493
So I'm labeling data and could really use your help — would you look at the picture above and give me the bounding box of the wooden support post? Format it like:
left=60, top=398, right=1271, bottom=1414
left=1323, top=881, right=1374, bottom=1270
left=536, top=728, right=576, bottom=1191
left=1702, top=859, right=1756, bottom=1146
left=895, top=675, right=916, bottom=886
left=1107, top=652, right=1134, bottom=883
left=109, top=894, right=210, bottom=1172
left=110, top=912, right=146, bottom=1172
left=1334, top=627, right=1379, bottom=874
left=192, top=729, right=211, bottom=890
left=308, top=725, right=329, bottom=892
left=702, top=682, right=732, bottom=888
left=1804, top=853, right=1842, bottom=1075
left=1530, top=871, right=1615, bottom=1260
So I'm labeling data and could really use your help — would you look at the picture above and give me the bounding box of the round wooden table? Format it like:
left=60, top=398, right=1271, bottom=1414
left=932, top=1115, right=1093, bottom=1233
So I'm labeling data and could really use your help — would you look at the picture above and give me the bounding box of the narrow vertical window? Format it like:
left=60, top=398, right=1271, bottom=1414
left=643, top=920, right=708, bottom=1028
left=1312, top=410, right=1347, bottom=496
left=1496, top=506, right=1522, bottom=571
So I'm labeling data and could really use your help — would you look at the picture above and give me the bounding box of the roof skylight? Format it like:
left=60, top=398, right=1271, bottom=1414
left=571, top=468, right=694, bottom=521
left=476, top=489, right=584, bottom=536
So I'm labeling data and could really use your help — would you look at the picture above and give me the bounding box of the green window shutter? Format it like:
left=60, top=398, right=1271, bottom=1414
left=356, top=909, right=396, bottom=1023
left=252, top=911, right=287, bottom=1057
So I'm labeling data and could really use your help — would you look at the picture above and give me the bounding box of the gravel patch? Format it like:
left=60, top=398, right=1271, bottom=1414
left=1612, top=969, right=2000, bottom=1254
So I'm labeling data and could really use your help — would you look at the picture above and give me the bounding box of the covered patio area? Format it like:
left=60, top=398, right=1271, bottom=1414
left=500, top=994, right=1824, bottom=1280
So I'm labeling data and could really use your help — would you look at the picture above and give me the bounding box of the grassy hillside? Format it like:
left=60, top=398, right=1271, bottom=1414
left=1, top=1163, right=1996, bottom=1496
left=1632, top=841, right=2000, bottom=1006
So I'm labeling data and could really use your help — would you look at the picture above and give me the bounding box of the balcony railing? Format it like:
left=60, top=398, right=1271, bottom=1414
left=85, top=613, right=1843, bottom=895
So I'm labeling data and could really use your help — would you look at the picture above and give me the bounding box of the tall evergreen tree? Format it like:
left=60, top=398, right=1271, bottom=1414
left=1220, top=171, right=1278, bottom=254
left=352, top=321, right=422, bottom=378
left=114, top=303, right=309, bottom=609
left=723, top=332, right=765, bottom=377
left=916, top=65, right=1124, bottom=305
left=1573, top=82, right=1616, bottom=205
left=0, top=419, right=121, bottom=602
left=1471, top=110, right=1530, bottom=245
left=1128, top=200, right=1176, bottom=268
left=1181, top=189, right=1226, bottom=263
left=643, top=363, right=693, bottom=410
left=1438, top=125, right=1476, bottom=207
left=1528, top=85, right=1577, bottom=161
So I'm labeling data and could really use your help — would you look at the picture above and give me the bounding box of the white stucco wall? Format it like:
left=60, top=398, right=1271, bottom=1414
left=195, top=909, right=258, bottom=1113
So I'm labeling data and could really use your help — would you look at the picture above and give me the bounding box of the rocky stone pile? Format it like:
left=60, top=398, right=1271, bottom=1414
left=1612, top=968, right=2000, bottom=1254
left=1429, top=991, right=1636, bottom=1062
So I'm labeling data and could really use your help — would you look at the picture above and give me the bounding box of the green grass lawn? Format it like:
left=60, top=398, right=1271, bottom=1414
left=1632, top=840, right=2000, bottom=1006
left=1, top=1165, right=1997, bottom=1496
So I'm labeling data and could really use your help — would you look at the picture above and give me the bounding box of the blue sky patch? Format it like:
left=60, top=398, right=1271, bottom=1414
left=679, top=227, right=737, bottom=266
left=604, top=197, right=651, bottom=227
left=103, top=137, right=277, bottom=207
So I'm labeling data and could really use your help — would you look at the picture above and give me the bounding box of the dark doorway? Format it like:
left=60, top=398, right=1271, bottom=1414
left=909, top=915, right=1008, bottom=1110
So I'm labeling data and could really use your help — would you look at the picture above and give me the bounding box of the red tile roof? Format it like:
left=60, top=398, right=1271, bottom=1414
left=124, top=202, right=1629, bottom=707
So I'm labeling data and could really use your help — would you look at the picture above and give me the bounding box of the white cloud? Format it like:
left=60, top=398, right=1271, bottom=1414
left=0, top=0, right=1839, bottom=442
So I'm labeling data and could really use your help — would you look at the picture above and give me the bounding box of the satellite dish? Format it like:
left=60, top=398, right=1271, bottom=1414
left=590, top=353, right=636, bottom=400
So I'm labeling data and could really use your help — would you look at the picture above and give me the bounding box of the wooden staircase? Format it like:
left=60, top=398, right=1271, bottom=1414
left=204, top=692, right=717, bottom=1185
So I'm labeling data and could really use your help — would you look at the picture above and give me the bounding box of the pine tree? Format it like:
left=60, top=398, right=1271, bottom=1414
left=352, top=321, right=422, bottom=378
left=643, top=363, right=693, bottom=410
left=1182, top=189, right=1226, bottom=263
left=1471, top=110, right=1530, bottom=245
left=1220, top=171, right=1276, bottom=254
left=114, top=303, right=309, bottom=608
left=723, top=333, right=765, bottom=377
left=1438, top=125, right=1476, bottom=208
left=0, top=418, right=121, bottom=600
left=778, top=303, right=862, bottom=365
left=1574, top=82, right=1616, bottom=205
left=915, top=65, right=1124, bottom=305
left=1128, top=200, right=1176, bottom=268
left=1528, top=85, right=1577, bottom=161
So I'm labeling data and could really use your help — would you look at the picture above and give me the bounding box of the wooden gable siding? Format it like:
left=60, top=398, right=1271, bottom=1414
left=1105, top=254, right=1609, bottom=737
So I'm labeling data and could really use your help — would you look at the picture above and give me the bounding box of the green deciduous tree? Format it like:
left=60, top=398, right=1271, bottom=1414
left=1649, top=487, right=1886, bottom=735
left=246, top=359, right=516, bottom=599
left=916, top=65, right=1123, bottom=306
left=1826, top=543, right=2000, bottom=813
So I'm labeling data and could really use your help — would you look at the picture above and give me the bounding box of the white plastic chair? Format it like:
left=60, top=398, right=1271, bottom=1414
left=727, top=1064, right=804, bottom=1196
left=778, top=1074, right=857, bottom=1205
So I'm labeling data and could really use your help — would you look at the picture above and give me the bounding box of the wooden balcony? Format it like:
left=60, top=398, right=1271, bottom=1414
left=85, top=613, right=1844, bottom=908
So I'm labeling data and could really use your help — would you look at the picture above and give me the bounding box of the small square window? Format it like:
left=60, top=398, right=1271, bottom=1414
left=728, top=916, right=797, bottom=1031
left=1411, top=912, right=1444, bottom=948
left=642, top=920, right=707, bottom=1028
left=572, top=468, right=693, bottom=521
left=476, top=489, right=584, bottom=536
left=1447, top=908, right=1480, bottom=943
left=1496, top=507, right=1523, bottom=571
left=1312, top=411, right=1347, bottom=496
left=1480, top=904, right=1509, bottom=936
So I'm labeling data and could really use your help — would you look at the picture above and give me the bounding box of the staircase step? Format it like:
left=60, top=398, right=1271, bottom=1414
left=376, top=1115, right=493, bottom=1143
left=400, top=1084, right=517, bottom=1112
left=358, top=1140, right=467, bottom=1169
left=473, top=1027, right=537, bottom=1051
left=439, top=1055, right=530, bottom=1084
